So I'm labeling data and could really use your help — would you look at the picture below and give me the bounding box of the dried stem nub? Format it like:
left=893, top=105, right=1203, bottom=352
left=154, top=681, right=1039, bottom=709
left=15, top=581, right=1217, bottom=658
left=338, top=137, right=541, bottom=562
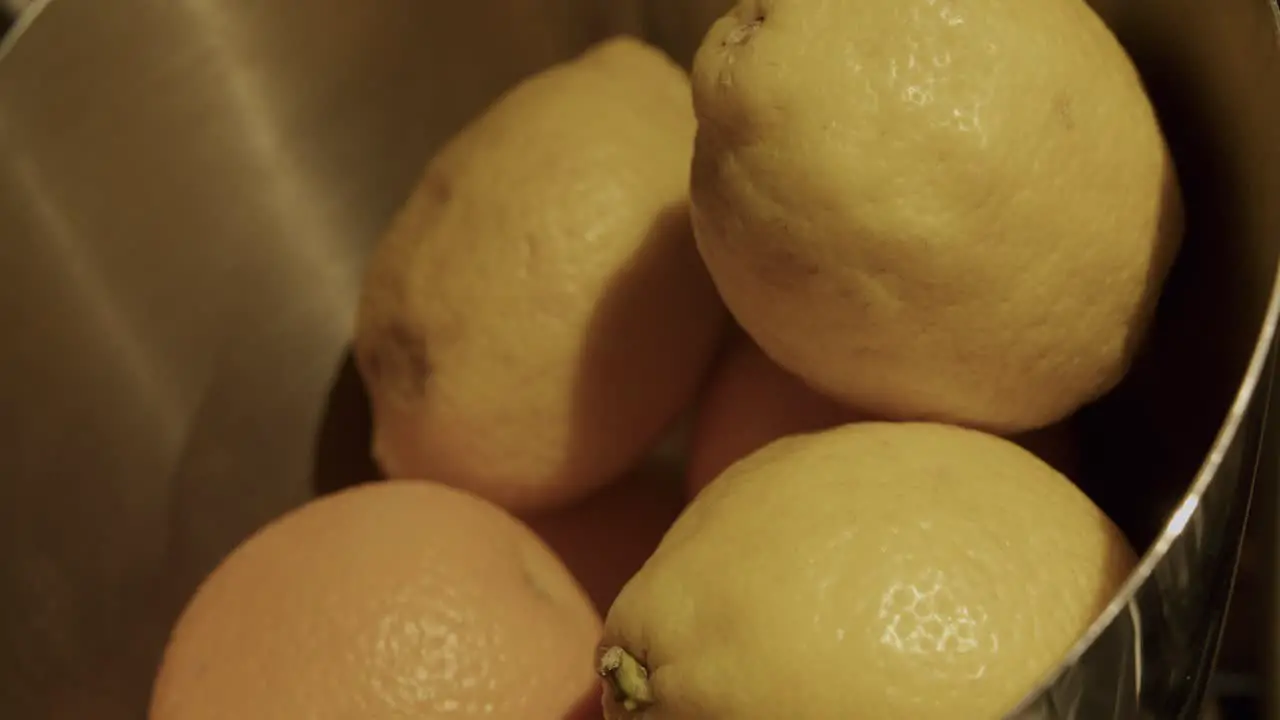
left=597, top=645, right=655, bottom=712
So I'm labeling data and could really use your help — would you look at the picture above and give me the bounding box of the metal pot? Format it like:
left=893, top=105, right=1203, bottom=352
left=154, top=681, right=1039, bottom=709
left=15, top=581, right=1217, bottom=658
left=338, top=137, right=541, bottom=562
left=1, top=0, right=1277, bottom=717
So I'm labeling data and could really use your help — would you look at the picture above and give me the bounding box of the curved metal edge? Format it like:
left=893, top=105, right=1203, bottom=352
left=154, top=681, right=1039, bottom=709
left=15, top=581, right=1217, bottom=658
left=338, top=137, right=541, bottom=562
left=1011, top=213, right=1280, bottom=714
left=1272, top=0, right=1280, bottom=47
left=0, top=0, right=54, bottom=63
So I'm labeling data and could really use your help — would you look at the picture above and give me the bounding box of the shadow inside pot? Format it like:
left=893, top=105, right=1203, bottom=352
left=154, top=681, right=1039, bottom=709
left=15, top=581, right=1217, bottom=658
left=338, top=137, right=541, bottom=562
left=311, top=348, right=383, bottom=496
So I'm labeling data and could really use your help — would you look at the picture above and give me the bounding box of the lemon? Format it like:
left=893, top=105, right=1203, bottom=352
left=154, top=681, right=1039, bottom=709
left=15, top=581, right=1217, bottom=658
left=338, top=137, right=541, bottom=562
left=599, top=422, right=1136, bottom=719
left=688, top=0, right=1183, bottom=433
left=355, top=37, right=727, bottom=512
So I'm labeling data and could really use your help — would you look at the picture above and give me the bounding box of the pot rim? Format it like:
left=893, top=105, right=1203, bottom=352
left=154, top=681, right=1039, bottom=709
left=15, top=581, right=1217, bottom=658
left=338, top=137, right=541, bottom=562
left=1016, top=1, right=1280, bottom=701
left=4, top=0, right=1279, bottom=707
left=0, top=0, right=47, bottom=62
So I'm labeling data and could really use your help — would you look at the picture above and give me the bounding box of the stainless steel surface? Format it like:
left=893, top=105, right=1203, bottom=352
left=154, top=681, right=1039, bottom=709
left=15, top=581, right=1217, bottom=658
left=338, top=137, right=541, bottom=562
left=0, top=1, right=645, bottom=715
left=0, top=0, right=1277, bottom=718
left=1010, top=1, right=1280, bottom=714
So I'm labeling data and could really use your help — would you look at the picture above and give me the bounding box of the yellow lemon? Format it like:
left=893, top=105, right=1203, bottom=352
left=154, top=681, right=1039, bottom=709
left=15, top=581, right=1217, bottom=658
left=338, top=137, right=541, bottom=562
left=688, top=0, right=1183, bottom=433
left=600, top=422, right=1136, bottom=719
left=355, top=37, right=727, bottom=512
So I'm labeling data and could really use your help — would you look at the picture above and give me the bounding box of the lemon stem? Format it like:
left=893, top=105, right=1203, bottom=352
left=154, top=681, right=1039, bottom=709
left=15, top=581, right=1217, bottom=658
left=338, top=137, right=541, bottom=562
left=598, top=645, right=655, bottom=712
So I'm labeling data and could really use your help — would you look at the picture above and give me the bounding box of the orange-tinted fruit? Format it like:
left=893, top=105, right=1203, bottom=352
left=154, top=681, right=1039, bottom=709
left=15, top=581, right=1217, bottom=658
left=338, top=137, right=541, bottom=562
left=150, top=480, right=602, bottom=720
left=524, top=457, right=687, bottom=613
left=687, top=330, right=1085, bottom=497
left=686, top=331, right=858, bottom=496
